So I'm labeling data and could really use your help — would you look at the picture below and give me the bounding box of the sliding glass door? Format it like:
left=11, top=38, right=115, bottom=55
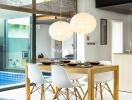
left=6, top=17, right=31, bottom=70
left=0, top=10, right=32, bottom=71
left=0, top=19, right=6, bottom=70
left=0, top=10, right=32, bottom=90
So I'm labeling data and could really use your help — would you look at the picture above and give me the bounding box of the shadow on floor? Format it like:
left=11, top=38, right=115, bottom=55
left=0, top=98, right=13, bottom=100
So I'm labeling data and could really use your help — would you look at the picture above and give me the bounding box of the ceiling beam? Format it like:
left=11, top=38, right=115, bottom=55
left=36, top=15, right=67, bottom=20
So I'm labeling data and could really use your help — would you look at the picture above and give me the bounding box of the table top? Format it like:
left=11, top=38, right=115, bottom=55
left=37, top=64, right=118, bottom=74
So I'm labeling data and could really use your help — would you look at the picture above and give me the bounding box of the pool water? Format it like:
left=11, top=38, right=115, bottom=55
left=0, top=71, right=25, bottom=86
left=0, top=71, right=51, bottom=87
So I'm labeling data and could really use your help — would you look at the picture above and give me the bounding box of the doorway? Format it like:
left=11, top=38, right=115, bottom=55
left=112, top=20, right=123, bottom=54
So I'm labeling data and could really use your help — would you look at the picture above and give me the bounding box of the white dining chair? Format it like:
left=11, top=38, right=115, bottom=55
left=28, top=63, right=55, bottom=100
left=83, top=61, right=113, bottom=100
left=52, top=65, right=84, bottom=100
left=68, top=73, right=85, bottom=95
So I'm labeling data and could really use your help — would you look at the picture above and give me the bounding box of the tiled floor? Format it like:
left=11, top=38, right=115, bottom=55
left=0, top=85, right=132, bottom=100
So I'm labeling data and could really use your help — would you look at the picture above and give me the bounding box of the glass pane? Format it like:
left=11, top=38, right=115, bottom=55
left=62, top=36, right=74, bottom=59
left=0, top=9, right=31, bottom=89
left=0, top=19, right=5, bottom=70
left=6, top=17, right=31, bottom=69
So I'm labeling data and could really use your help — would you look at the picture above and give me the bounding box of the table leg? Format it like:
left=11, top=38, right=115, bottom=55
left=41, top=84, right=45, bottom=100
left=25, top=65, right=30, bottom=100
left=26, top=77, right=30, bottom=100
left=88, top=69, right=94, bottom=100
left=114, top=66, right=119, bottom=100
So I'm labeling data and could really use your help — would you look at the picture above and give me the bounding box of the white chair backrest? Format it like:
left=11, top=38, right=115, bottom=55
left=28, top=63, right=44, bottom=84
left=52, top=65, right=73, bottom=88
left=95, top=61, right=113, bottom=82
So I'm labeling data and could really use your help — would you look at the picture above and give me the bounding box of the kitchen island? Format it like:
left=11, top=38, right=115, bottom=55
left=112, top=53, right=132, bottom=92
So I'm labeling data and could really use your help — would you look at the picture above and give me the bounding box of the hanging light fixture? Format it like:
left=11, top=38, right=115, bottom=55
left=70, top=12, right=96, bottom=35
left=49, top=0, right=73, bottom=41
left=49, top=21, right=73, bottom=41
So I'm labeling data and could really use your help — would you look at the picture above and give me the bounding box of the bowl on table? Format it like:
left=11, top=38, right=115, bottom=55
left=88, top=61, right=100, bottom=65
left=60, top=60, right=71, bottom=64
left=42, top=60, right=53, bottom=65
left=67, top=62, right=78, bottom=66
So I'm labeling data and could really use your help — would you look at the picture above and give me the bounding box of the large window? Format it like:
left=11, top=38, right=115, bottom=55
left=6, top=17, right=31, bottom=69
left=0, top=10, right=32, bottom=69
left=0, top=10, right=31, bottom=90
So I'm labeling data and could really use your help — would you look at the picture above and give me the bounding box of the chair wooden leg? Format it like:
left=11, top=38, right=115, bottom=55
left=105, top=82, right=114, bottom=98
left=74, top=88, right=78, bottom=100
left=53, top=88, right=61, bottom=100
left=95, top=83, right=98, bottom=98
left=76, top=80, right=85, bottom=95
left=30, top=84, right=36, bottom=94
left=99, top=83, right=103, bottom=100
left=49, top=84, right=55, bottom=94
left=27, top=84, right=36, bottom=99
left=76, top=88, right=82, bottom=100
left=66, top=88, right=69, bottom=100
left=41, top=84, right=45, bottom=100
left=83, top=89, right=88, bottom=100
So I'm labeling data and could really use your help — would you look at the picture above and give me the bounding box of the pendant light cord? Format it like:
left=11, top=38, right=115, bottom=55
left=60, top=0, right=62, bottom=17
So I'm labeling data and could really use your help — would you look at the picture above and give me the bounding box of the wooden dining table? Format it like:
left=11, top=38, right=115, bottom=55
left=25, top=64, right=119, bottom=100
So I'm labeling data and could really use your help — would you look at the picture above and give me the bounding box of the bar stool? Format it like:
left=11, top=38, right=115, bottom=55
left=27, top=63, right=55, bottom=100
left=52, top=65, right=85, bottom=100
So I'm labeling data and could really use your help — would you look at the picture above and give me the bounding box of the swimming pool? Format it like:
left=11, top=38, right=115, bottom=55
left=0, top=71, right=51, bottom=89
left=0, top=71, right=25, bottom=88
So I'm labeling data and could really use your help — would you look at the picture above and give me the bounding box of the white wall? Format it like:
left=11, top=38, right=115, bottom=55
left=36, top=0, right=132, bottom=61
left=36, top=24, right=51, bottom=58
left=77, top=0, right=128, bottom=61
left=125, top=15, right=132, bottom=50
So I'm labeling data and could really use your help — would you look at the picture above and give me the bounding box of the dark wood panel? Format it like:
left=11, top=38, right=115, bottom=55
left=102, top=3, right=132, bottom=14
left=96, top=0, right=132, bottom=7
left=100, top=19, right=107, bottom=45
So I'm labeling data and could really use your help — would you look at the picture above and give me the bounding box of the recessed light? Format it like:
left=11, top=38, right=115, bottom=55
left=129, top=8, right=132, bottom=11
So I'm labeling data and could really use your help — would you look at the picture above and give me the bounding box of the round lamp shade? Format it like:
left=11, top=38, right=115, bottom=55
left=49, top=21, right=73, bottom=41
left=70, top=12, right=96, bottom=34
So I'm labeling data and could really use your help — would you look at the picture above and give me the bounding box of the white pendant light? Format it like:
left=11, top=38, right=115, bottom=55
left=70, top=12, right=96, bottom=35
left=49, top=21, right=73, bottom=41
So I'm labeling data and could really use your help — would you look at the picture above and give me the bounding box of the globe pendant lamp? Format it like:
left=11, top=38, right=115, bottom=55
left=70, top=12, right=96, bottom=35
left=49, top=21, right=73, bottom=41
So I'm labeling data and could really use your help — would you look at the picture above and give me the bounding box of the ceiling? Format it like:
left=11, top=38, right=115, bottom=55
left=35, top=0, right=76, bottom=17
left=96, top=0, right=132, bottom=14
left=0, top=0, right=76, bottom=17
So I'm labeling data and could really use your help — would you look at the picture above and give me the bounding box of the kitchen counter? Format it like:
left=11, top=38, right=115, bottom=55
left=112, top=54, right=132, bottom=92
left=113, top=53, right=132, bottom=55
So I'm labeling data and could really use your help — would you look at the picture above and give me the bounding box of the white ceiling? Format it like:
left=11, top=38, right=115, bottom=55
left=0, top=8, right=31, bottom=19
